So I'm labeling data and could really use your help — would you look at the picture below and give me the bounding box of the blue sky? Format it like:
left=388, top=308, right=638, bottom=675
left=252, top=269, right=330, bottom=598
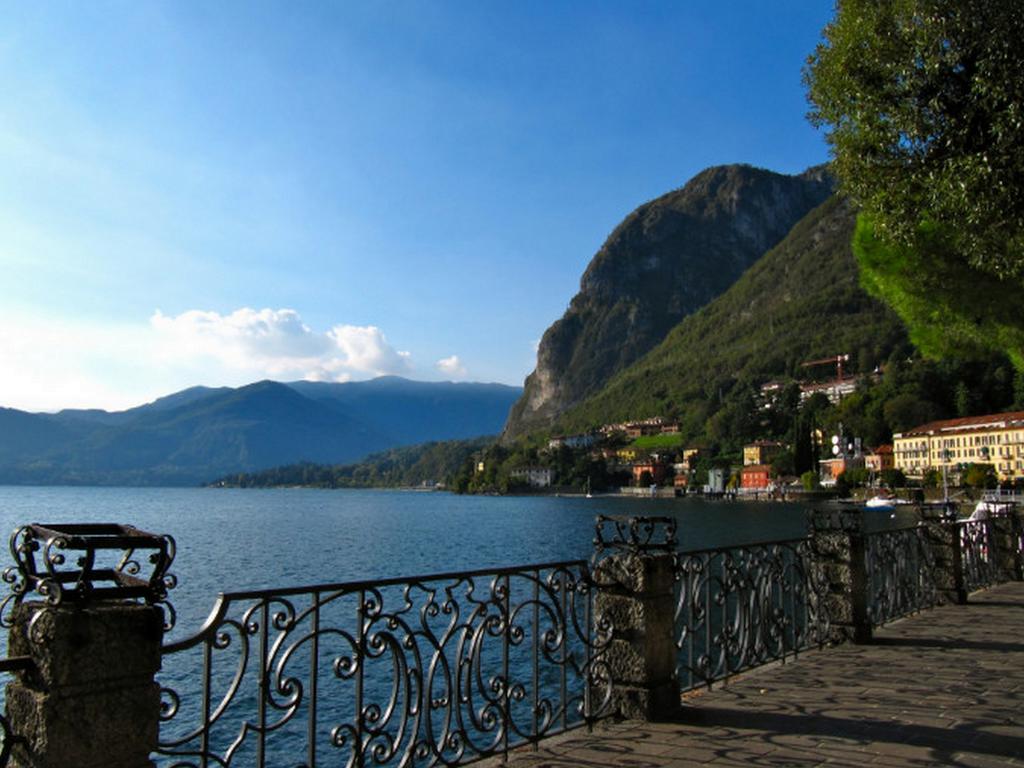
left=0, top=2, right=833, bottom=411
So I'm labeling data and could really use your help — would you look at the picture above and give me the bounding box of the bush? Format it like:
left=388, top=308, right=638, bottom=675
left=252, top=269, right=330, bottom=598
left=879, top=468, right=906, bottom=489
left=963, top=463, right=997, bottom=489
left=800, top=470, right=820, bottom=491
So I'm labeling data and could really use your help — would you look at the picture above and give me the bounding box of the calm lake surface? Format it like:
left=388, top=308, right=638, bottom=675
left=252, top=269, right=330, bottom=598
left=0, top=486, right=814, bottom=643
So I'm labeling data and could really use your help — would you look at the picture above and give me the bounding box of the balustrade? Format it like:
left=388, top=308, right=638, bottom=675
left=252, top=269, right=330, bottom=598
left=0, top=507, right=1019, bottom=767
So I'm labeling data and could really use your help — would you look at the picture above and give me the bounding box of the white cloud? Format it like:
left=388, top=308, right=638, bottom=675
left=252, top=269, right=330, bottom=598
left=326, top=325, right=412, bottom=377
left=436, top=354, right=467, bottom=379
left=0, top=307, right=414, bottom=412
left=151, top=308, right=413, bottom=381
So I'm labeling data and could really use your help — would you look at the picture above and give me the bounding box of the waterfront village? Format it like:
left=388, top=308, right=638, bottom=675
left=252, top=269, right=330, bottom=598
left=492, top=362, right=1024, bottom=499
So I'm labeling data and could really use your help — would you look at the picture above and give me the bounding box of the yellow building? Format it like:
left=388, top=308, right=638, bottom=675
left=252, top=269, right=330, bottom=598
left=743, top=441, right=784, bottom=467
left=893, top=410, right=1024, bottom=480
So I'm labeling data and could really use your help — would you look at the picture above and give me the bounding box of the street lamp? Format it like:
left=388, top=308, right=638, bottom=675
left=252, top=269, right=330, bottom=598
left=942, top=448, right=950, bottom=502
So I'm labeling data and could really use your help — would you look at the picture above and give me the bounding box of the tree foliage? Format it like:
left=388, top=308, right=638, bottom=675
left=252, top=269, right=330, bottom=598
left=805, top=0, right=1024, bottom=280
left=854, top=214, right=1024, bottom=369
left=212, top=437, right=492, bottom=490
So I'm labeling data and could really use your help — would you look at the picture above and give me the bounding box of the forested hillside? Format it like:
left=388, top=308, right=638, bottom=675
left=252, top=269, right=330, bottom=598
left=213, top=437, right=492, bottom=489
left=503, top=164, right=833, bottom=436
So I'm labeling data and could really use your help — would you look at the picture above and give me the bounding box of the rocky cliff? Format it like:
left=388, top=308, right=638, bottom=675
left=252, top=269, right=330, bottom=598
left=503, top=164, right=834, bottom=437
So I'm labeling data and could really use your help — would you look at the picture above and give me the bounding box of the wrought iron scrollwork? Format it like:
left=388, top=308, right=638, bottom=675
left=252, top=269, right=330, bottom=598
left=156, top=560, right=610, bottom=767
left=864, top=525, right=937, bottom=626
left=673, top=538, right=829, bottom=692
left=593, top=515, right=677, bottom=561
left=958, top=519, right=1000, bottom=593
left=1, top=523, right=177, bottom=633
left=807, top=508, right=863, bottom=535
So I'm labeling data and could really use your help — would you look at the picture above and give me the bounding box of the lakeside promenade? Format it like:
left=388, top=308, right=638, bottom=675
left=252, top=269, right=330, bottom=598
left=494, top=581, right=1024, bottom=767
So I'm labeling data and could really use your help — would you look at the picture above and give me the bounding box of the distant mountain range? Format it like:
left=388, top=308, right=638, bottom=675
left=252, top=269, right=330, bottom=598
left=0, top=377, right=521, bottom=486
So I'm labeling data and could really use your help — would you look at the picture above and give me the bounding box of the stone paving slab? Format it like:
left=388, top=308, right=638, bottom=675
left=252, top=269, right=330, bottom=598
left=492, top=581, right=1024, bottom=767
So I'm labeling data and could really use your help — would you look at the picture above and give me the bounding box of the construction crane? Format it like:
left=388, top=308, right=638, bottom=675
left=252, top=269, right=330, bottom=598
left=800, top=354, right=850, bottom=381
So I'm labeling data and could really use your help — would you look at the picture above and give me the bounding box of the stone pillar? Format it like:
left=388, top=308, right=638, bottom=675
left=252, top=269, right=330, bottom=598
left=920, top=503, right=966, bottom=605
left=593, top=551, right=679, bottom=720
left=6, top=601, right=164, bottom=768
left=808, top=510, right=872, bottom=644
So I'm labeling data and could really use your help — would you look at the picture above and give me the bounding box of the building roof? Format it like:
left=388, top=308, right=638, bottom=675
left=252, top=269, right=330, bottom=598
left=895, top=411, right=1024, bottom=438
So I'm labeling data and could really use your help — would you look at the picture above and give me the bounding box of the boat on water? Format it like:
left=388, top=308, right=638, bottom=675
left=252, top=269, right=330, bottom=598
left=864, top=493, right=912, bottom=511
left=970, top=495, right=1016, bottom=520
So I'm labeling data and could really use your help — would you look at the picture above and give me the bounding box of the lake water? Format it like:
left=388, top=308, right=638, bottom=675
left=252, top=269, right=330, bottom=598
left=0, top=486, right=816, bottom=642
left=0, top=486, right=842, bottom=765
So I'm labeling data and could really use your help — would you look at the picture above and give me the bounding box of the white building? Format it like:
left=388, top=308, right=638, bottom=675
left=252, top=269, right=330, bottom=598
left=510, top=467, right=555, bottom=488
left=548, top=434, right=596, bottom=450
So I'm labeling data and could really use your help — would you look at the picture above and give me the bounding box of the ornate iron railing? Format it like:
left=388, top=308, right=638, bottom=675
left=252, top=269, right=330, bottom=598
left=958, top=519, right=1001, bottom=593
left=156, top=561, right=610, bottom=768
left=673, top=538, right=829, bottom=692
left=864, top=525, right=938, bottom=626
left=593, top=515, right=677, bottom=557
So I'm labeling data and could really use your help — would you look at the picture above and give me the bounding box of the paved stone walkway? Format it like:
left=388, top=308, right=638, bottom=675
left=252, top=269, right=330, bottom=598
left=498, top=581, right=1024, bottom=767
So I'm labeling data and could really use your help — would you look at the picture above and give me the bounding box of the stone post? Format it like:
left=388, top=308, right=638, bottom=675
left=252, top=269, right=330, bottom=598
left=593, top=551, right=678, bottom=720
left=6, top=601, right=165, bottom=768
left=808, top=510, right=872, bottom=644
left=592, top=515, right=679, bottom=721
left=0, top=523, right=176, bottom=768
left=920, top=503, right=967, bottom=604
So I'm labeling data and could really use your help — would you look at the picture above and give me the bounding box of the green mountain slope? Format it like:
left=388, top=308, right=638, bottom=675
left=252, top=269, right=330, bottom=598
left=551, top=196, right=911, bottom=439
left=503, top=164, right=834, bottom=437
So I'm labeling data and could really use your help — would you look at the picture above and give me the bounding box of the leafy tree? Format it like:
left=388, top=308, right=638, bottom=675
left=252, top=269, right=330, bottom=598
left=791, top=412, right=815, bottom=476
left=844, top=467, right=870, bottom=488
left=805, top=0, right=1024, bottom=279
left=963, top=463, right=998, bottom=489
left=854, top=219, right=1024, bottom=369
left=882, top=393, right=937, bottom=433
left=805, top=0, right=1024, bottom=364
left=771, top=449, right=796, bottom=478
left=880, top=468, right=906, bottom=488
left=800, top=470, right=820, bottom=491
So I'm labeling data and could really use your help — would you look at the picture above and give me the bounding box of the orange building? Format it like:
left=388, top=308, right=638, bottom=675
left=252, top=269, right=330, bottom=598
left=632, top=461, right=668, bottom=486
left=740, top=464, right=771, bottom=490
left=864, top=445, right=894, bottom=473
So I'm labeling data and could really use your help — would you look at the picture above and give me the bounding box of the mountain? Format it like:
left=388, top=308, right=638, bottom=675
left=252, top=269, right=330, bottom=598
left=0, top=378, right=521, bottom=486
left=50, top=386, right=233, bottom=426
left=503, top=164, right=834, bottom=437
left=550, top=196, right=910, bottom=438
left=287, top=377, right=521, bottom=446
